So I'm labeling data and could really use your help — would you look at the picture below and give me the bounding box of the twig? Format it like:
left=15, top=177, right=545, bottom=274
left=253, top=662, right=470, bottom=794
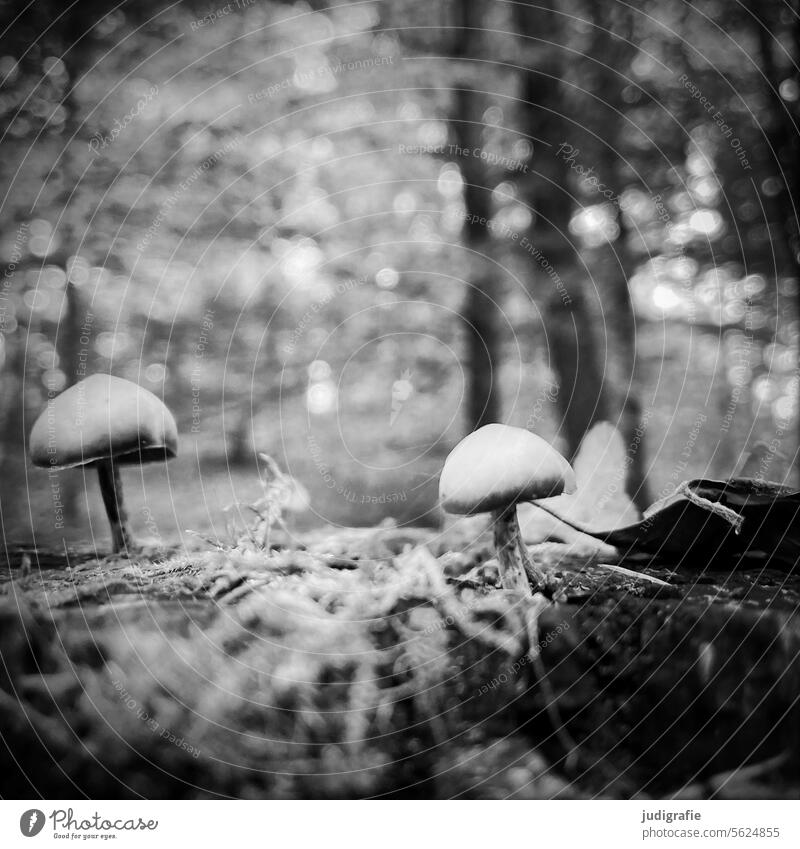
left=594, top=563, right=671, bottom=586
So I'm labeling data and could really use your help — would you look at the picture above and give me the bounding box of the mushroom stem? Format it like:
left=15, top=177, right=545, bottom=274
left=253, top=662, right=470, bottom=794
left=491, top=505, right=544, bottom=595
left=96, top=460, right=134, bottom=553
left=516, top=532, right=549, bottom=594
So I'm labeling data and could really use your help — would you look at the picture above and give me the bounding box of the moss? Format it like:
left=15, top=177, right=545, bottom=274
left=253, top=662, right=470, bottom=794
left=1, top=535, right=799, bottom=798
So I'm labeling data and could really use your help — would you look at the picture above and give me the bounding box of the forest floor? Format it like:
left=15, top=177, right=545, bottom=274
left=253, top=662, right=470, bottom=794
left=1, top=521, right=800, bottom=799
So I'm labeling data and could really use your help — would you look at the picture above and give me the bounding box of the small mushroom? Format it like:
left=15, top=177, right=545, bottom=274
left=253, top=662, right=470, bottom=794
left=29, top=373, right=178, bottom=554
left=439, top=423, right=576, bottom=594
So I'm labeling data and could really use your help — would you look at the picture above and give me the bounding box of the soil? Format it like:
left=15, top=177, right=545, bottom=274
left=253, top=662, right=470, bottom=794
left=1, top=526, right=799, bottom=799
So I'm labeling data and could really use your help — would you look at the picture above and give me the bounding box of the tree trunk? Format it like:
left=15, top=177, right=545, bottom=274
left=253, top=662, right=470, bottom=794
left=452, top=0, right=501, bottom=430
left=55, top=282, right=85, bottom=523
left=513, top=0, right=610, bottom=458
left=592, top=226, right=650, bottom=509
left=583, top=18, right=651, bottom=509
left=54, top=8, right=97, bottom=526
left=747, top=1, right=800, bottom=479
left=228, top=403, right=255, bottom=466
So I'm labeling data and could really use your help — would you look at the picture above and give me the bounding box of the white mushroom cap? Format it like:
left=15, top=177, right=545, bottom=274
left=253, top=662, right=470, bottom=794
left=29, top=373, right=177, bottom=470
left=439, top=423, right=576, bottom=515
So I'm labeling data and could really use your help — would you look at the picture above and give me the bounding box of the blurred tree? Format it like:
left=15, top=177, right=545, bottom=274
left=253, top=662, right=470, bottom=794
left=450, top=0, right=501, bottom=430
left=512, top=0, right=614, bottom=467
left=746, top=0, right=800, bottom=466
left=575, top=0, right=651, bottom=508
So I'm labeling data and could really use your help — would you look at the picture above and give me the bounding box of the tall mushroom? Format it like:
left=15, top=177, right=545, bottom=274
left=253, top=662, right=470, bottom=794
left=29, top=373, right=178, bottom=554
left=439, top=423, right=576, bottom=594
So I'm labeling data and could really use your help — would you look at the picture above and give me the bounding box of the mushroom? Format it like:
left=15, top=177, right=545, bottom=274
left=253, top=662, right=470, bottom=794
left=29, top=373, right=178, bottom=554
left=439, top=423, right=576, bottom=594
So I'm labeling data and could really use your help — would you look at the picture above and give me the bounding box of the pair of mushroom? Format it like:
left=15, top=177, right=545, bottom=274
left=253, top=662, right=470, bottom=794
left=30, top=375, right=569, bottom=585
left=30, top=374, right=177, bottom=553
left=439, top=423, right=576, bottom=595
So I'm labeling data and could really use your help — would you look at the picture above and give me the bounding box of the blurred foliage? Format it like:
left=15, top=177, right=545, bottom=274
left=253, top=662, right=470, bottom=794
left=0, top=0, right=798, bottom=543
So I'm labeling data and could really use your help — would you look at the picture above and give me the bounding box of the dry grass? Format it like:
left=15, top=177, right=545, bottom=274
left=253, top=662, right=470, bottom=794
left=0, top=526, right=582, bottom=799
